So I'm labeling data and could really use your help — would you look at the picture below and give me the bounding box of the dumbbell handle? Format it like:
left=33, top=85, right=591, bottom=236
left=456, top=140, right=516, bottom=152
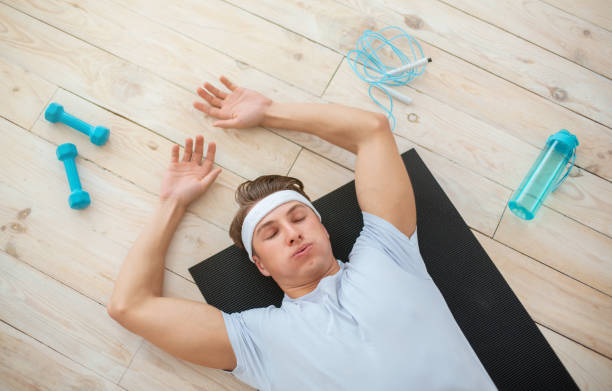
left=58, top=110, right=93, bottom=137
left=62, top=157, right=83, bottom=191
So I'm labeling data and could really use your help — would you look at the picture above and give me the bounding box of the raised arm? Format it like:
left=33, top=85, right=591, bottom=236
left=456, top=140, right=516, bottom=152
left=263, top=103, right=416, bottom=237
left=195, top=76, right=416, bottom=238
left=107, top=136, right=236, bottom=370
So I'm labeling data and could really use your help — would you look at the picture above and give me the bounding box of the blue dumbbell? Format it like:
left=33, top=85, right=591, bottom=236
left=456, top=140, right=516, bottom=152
left=56, top=143, right=91, bottom=209
left=45, top=102, right=110, bottom=146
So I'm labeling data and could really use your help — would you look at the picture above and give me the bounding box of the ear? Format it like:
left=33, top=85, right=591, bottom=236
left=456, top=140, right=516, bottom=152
left=252, top=254, right=271, bottom=277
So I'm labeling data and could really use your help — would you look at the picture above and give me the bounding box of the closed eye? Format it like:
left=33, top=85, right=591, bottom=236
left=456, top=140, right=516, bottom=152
left=266, top=217, right=306, bottom=239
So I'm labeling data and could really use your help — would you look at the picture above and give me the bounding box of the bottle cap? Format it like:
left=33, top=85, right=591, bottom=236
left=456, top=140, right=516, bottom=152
left=547, top=129, right=579, bottom=150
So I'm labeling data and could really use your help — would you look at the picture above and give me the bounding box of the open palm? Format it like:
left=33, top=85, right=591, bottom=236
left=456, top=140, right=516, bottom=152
left=160, top=135, right=222, bottom=208
left=193, top=75, right=273, bottom=129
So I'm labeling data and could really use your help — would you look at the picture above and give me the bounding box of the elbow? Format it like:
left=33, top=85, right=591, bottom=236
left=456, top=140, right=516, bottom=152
left=373, top=113, right=391, bottom=133
left=107, top=300, right=130, bottom=323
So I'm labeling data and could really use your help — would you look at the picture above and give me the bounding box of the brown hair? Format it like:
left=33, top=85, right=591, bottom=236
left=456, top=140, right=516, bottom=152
left=229, top=175, right=313, bottom=256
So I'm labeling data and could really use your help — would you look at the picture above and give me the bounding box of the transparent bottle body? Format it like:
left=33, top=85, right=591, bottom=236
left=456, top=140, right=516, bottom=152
left=508, top=140, right=572, bottom=220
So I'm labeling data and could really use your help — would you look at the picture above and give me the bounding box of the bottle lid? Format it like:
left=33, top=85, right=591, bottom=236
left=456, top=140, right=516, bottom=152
left=547, top=129, right=579, bottom=149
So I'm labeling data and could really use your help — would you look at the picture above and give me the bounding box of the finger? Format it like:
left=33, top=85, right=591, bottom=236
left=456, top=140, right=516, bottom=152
left=193, top=101, right=211, bottom=115
left=204, top=141, right=216, bottom=163
left=200, top=167, right=223, bottom=192
left=194, top=102, right=231, bottom=120
left=204, top=82, right=228, bottom=100
left=197, top=87, right=223, bottom=108
left=213, top=115, right=240, bottom=129
left=220, top=75, right=238, bottom=91
left=170, top=144, right=179, bottom=163
left=183, top=138, right=193, bottom=162
left=193, top=135, right=204, bottom=164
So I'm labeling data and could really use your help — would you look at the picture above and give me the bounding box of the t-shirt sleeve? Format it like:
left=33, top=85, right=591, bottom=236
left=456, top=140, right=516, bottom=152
left=221, top=309, right=268, bottom=390
left=349, top=211, right=430, bottom=279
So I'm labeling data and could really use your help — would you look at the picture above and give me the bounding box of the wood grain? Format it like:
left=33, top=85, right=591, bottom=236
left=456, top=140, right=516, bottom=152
left=339, top=0, right=612, bottom=127
left=110, top=0, right=342, bottom=96
left=475, top=231, right=612, bottom=359
left=325, top=60, right=612, bottom=237
left=443, top=0, right=612, bottom=78
left=31, top=88, right=246, bottom=231
left=7, top=0, right=610, bottom=238
left=538, top=325, right=612, bottom=391
left=120, top=341, right=255, bottom=391
left=0, top=3, right=300, bottom=181
left=2, top=0, right=321, bottom=105
left=0, top=117, right=230, bottom=305
left=0, top=319, right=122, bottom=391
left=494, top=205, right=612, bottom=296
left=544, top=0, right=612, bottom=31
left=226, top=0, right=612, bottom=180
left=0, top=250, right=141, bottom=383
left=0, top=55, right=55, bottom=129
left=1, top=1, right=609, bottom=389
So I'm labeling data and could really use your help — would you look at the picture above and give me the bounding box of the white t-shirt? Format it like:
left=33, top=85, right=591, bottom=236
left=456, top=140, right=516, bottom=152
left=222, top=211, right=497, bottom=391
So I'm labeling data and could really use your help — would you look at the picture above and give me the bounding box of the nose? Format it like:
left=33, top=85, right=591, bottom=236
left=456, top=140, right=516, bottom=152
left=284, top=222, right=303, bottom=245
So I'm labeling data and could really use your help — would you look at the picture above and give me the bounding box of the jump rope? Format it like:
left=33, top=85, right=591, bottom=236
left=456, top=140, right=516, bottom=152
left=345, top=25, right=431, bottom=131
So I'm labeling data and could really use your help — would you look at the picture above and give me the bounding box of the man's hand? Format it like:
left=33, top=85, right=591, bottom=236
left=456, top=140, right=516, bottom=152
left=193, top=75, right=273, bottom=129
left=160, top=135, right=222, bottom=209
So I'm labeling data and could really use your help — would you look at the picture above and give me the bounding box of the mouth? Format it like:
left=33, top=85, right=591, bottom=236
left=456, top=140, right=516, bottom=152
left=293, top=243, right=312, bottom=258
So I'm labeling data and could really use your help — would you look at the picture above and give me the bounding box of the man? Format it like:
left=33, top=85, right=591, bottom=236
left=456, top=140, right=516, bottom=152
left=108, top=76, right=497, bottom=390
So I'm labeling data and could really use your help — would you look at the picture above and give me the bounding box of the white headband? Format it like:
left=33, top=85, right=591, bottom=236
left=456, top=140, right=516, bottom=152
left=241, top=190, right=321, bottom=262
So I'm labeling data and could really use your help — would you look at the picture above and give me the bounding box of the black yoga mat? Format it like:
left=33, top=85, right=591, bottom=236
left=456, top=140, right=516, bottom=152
left=189, top=148, right=578, bottom=390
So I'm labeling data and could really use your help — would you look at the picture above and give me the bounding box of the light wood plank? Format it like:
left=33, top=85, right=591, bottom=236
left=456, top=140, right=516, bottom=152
left=442, top=0, right=612, bottom=79
left=0, top=3, right=300, bottom=181
left=0, top=55, right=55, bottom=129
left=325, top=60, right=612, bottom=237
left=221, top=0, right=612, bottom=237
left=544, top=0, right=612, bottom=31
left=473, top=231, right=612, bottom=358
left=0, top=250, right=141, bottom=383
left=31, top=88, right=245, bottom=231
left=288, top=148, right=355, bottom=201
left=0, top=117, right=231, bottom=306
left=538, top=324, right=612, bottom=391
left=7, top=0, right=610, bottom=240
left=289, top=138, right=510, bottom=236
left=2, top=0, right=320, bottom=107
left=474, top=231, right=612, bottom=359
left=227, top=0, right=612, bottom=181
left=339, top=0, right=612, bottom=127
left=9, top=40, right=609, bottom=241
left=108, top=0, right=342, bottom=97
left=0, top=320, right=121, bottom=391
left=120, top=341, right=254, bottom=391
left=494, top=205, right=612, bottom=296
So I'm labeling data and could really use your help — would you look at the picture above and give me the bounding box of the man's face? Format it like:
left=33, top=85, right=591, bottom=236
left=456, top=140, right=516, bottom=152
left=251, top=201, right=334, bottom=288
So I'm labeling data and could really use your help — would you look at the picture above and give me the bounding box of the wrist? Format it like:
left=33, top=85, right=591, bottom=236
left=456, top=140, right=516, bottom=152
left=158, top=196, right=186, bottom=216
left=261, top=101, right=282, bottom=128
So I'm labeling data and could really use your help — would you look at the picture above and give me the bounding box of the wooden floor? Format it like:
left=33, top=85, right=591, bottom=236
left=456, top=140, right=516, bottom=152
left=0, top=0, right=610, bottom=389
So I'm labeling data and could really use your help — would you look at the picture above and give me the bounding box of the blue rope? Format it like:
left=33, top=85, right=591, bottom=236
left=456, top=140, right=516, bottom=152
left=346, top=26, right=428, bottom=131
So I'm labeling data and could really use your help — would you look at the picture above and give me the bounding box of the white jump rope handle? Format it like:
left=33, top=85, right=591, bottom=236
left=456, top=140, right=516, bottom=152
left=387, top=57, right=431, bottom=75
left=384, top=87, right=413, bottom=105
left=384, top=57, right=431, bottom=105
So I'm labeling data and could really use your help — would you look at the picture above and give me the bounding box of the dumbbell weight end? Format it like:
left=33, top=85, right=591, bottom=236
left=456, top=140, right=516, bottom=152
left=56, top=143, right=91, bottom=210
left=45, top=102, right=110, bottom=146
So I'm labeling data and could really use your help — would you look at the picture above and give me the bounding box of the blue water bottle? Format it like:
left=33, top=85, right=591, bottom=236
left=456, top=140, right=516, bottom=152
left=508, top=129, right=579, bottom=220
